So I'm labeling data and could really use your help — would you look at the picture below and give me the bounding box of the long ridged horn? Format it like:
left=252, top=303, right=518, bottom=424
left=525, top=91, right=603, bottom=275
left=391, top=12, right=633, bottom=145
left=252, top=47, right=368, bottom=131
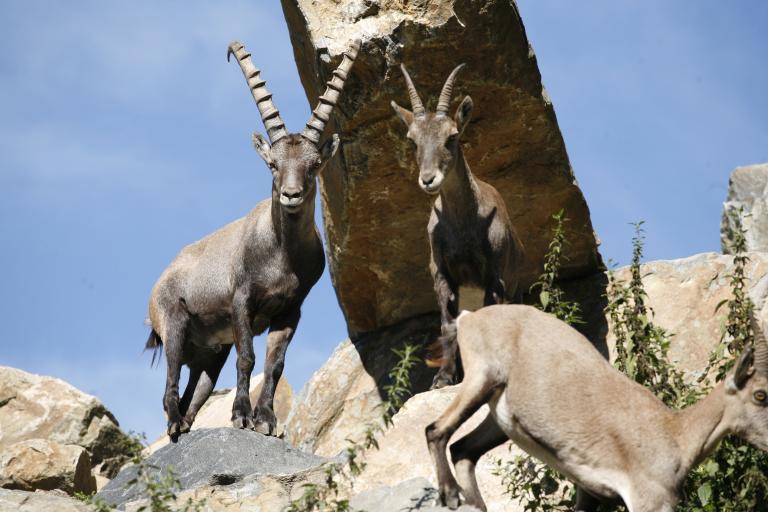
left=228, top=41, right=288, bottom=144
left=752, top=314, right=768, bottom=372
left=400, top=64, right=425, bottom=118
left=302, top=39, right=362, bottom=145
left=436, top=63, right=466, bottom=116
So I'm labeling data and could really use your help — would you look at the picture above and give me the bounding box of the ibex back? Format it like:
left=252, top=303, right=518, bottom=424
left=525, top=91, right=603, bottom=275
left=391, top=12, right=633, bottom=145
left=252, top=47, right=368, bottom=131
left=427, top=305, right=768, bottom=512
left=146, top=40, right=360, bottom=439
left=392, top=65, right=524, bottom=389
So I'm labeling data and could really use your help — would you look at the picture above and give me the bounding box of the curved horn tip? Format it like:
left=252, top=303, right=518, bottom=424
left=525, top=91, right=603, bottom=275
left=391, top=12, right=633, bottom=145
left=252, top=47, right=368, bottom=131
left=227, top=41, right=242, bottom=62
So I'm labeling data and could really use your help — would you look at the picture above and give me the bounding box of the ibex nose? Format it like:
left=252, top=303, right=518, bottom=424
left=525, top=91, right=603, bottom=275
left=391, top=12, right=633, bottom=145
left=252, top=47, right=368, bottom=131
left=279, top=187, right=304, bottom=209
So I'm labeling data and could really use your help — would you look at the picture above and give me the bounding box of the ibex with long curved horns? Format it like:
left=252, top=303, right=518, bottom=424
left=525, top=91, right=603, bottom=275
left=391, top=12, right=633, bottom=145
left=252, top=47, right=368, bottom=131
left=426, top=305, right=768, bottom=512
left=146, top=39, right=360, bottom=439
left=392, top=65, right=525, bottom=389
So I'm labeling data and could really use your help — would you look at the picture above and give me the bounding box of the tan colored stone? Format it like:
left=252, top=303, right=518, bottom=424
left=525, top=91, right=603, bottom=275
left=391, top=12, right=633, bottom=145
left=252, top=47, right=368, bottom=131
left=0, top=367, right=132, bottom=470
left=722, top=163, right=768, bottom=253
left=146, top=373, right=293, bottom=454
left=0, top=488, right=91, bottom=512
left=285, top=315, right=440, bottom=455
left=604, top=252, right=768, bottom=376
left=281, top=0, right=601, bottom=335
left=0, top=439, right=96, bottom=495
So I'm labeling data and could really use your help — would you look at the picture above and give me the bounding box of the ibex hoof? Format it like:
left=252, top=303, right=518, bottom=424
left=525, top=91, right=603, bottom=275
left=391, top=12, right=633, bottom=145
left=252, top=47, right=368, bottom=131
left=431, top=373, right=455, bottom=390
left=440, top=486, right=461, bottom=509
left=253, top=406, right=277, bottom=436
left=179, top=419, right=192, bottom=434
left=232, top=415, right=255, bottom=430
left=167, top=421, right=182, bottom=442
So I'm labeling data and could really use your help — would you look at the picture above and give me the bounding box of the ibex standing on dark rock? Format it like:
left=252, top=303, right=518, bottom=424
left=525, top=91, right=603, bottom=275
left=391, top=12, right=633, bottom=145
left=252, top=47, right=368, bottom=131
left=146, top=39, right=360, bottom=440
left=392, top=64, right=524, bottom=389
left=427, top=305, right=768, bottom=512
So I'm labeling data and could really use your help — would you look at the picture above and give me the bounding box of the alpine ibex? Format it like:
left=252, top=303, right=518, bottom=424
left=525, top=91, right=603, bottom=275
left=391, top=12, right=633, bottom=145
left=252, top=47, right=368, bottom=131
left=426, top=305, right=768, bottom=512
left=146, top=39, right=360, bottom=439
left=391, top=65, right=524, bottom=389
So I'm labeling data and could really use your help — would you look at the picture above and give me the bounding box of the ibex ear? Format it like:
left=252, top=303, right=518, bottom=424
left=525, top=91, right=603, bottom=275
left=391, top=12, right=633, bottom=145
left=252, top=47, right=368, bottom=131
left=318, top=134, right=340, bottom=171
left=252, top=132, right=274, bottom=169
left=391, top=101, right=414, bottom=127
left=455, top=95, right=473, bottom=134
left=727, top=346, right=755, bottom=394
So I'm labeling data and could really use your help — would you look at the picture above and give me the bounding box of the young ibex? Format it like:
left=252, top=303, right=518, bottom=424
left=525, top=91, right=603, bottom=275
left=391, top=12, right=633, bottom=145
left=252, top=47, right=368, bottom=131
left=146, top=39, right=360, bottom=439
left=426, top=305, right=768, bottom=512
left=391, top=65, right=524, bottom=389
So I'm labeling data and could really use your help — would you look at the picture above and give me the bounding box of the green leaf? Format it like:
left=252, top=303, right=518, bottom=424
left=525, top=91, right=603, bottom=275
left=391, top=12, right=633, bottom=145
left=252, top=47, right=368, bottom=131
left=540, top=291, right=550, bottom=309
left=697, top=483, right=712, bottom=505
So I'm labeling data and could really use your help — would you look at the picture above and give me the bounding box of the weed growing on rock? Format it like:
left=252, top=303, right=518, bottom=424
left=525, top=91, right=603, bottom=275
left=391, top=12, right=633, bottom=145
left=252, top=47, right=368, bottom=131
left=126, top=457, right=205, bottom=512
left=286, top=344, right=421, bottom=512
left=494, top=210, right=581, bottom=511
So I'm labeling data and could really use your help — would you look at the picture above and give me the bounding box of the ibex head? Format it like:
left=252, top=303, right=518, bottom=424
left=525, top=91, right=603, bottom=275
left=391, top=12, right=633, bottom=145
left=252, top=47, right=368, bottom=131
left=228, top=40, right=360, bottom=213
left=391, top=64, right=472, bottom=195
left=726, top=315, right=768, bottom=450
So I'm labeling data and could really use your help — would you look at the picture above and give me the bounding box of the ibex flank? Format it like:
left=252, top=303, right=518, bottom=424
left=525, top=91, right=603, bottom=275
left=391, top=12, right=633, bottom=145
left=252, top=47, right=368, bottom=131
left=392, top=64, right=525, bottom=389
left=146, top=39, right=360, bottom=440
left=426, top=305, right=768, bottom=512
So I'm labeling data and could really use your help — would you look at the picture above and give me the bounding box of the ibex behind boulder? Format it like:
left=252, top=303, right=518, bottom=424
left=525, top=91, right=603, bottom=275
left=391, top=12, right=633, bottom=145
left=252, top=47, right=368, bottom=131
left=426, top=304, right=768, bottom=512
left=146, top=39, right=360, bottom=440
left=392, top=64, right=525, bottom=389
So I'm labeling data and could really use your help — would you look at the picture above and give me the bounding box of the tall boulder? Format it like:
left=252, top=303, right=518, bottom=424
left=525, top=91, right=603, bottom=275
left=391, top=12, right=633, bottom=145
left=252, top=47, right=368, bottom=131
left=722, top=163, right=768, bottom=253
left=0, top=367, right=134, bottom=477
left=0, top=439, right=96, bottom=495
left=281, top=0, right=601, bottom=335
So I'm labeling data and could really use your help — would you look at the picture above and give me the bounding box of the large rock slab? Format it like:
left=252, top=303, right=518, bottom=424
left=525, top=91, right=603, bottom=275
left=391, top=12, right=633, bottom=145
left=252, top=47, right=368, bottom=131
left=722, top=163, right=768, bottom=253
left=281, top=0, right=601, bottom=335
left=0, top=439, right=96, bottom=495
left=146, top=374, right=293, bottom=455
left=0, top=488, right=90, bottom=512
left=98, top=428, right=327, bottom=508
left=0, top=367, right=134, bottom=473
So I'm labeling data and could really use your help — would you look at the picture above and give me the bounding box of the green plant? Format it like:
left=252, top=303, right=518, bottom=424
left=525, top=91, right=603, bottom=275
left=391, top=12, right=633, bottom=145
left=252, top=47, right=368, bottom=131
left=127, top=457, right=206, bottom=512
left=529, top=209, right=583, bottom=325
left=494, top=209, right=582, bottom=511
left=606, top=222, right=698, bottom=409
left=286, top=344, right=421, bottom=512
left=74, top=492, right=114, bottom=512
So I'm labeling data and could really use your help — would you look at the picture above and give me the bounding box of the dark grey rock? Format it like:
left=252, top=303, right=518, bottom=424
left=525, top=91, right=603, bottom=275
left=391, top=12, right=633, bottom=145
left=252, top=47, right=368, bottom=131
left=350, top=478, right=481, bottom=512
left=97, top=428, right=327, bottom=507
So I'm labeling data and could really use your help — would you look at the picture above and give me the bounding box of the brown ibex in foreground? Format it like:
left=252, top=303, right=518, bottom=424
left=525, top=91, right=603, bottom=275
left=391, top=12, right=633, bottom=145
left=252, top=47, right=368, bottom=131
left=146, top=39, right=360, bottom=439
left=391, top=65, right=524, bottom=389
left=426, top=305, right=768, bottom=511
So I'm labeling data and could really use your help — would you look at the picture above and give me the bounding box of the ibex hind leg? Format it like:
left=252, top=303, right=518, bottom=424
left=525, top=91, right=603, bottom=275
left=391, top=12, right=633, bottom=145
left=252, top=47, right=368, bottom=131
left=179, top=345, right=232, bottom=432
left=161, top=305, right=190, bottom=441
left=426, top=375, right=497, bottom=509
left=449, top=412, right=508, bottom=511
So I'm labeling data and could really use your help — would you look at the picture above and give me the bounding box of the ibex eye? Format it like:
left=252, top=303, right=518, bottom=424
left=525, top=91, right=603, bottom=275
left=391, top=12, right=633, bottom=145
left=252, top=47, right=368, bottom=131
left=754, top=390, right=767, bottom=403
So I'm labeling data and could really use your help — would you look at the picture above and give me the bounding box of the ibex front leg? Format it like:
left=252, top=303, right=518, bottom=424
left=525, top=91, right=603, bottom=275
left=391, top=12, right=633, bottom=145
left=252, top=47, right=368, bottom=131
left=253, top=308, right=299, bottom=436
left=231, top=290, right=255, bottom=430
left=432, top=267, right=459, bottom=389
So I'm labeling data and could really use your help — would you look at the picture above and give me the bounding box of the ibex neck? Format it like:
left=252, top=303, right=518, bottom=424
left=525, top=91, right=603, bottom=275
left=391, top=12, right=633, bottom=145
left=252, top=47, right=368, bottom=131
left=439, top=148, right=479, bottom=218
left=672, top=382, right=730, bottom=477
left=271, top=190, right=318, bottom=248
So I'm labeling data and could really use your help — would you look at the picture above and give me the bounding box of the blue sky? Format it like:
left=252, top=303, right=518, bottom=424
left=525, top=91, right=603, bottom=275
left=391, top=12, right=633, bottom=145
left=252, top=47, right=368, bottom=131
left=0, top=2, right=765, bottom=438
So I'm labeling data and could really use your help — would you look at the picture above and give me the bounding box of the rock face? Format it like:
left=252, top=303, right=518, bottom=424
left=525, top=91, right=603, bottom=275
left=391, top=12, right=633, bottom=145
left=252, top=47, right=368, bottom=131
left=0, top=488, right=91, bottom=512
left=281, top=0, right=601, bottom=335
left=0, top=367, right=134, bottom=476
left=722, top=163, right=768, bottom=253
left=350, top=477, right=481, bottom=512
left=0, top=439, right=96, bottom=495
left=146, top=374, right=293, bottom=455
left=285, top=314, right=440, bottom=455
left=99, top=428, right=328, bottom=508
left=603, top=252, right=768, bottom=375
